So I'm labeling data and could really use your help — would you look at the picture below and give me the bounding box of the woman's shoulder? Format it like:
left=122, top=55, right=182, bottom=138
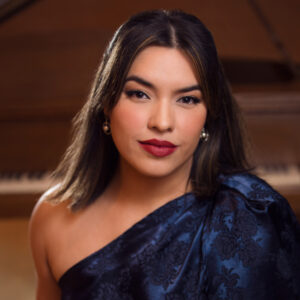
left=219, top=171, right=283, bottom=201
left=29, top=186, right=73, bottom=255
left=28, top=186, right=73, bottom=285
left=202, top=172, right=300, bottom=298
left=207, top=171, right=300, bottom=264
left=212, top=171, right=300, bottom=235
left=30, top=186, right=70, bottom=229
left=216, top=172, right=295, bottom=216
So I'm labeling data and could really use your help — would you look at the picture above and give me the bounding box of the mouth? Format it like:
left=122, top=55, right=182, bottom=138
left=138, top=139, right=177, bottom=157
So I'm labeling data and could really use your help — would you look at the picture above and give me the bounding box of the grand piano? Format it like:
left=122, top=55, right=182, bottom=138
left=0, top=0, right=299, bottom=219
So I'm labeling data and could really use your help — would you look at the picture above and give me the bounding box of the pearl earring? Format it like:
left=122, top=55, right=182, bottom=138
left=200, top=128, right=209, bottom=142
left=102, top=118, right=111, bottom=135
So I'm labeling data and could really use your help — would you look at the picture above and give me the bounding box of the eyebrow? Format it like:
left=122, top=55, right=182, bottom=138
left=124, top=75, right=202, bottom=94
left=125, top=76, right=153, bottom=88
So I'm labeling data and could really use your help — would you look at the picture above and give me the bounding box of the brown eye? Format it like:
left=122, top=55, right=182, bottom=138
left=125, top=90, right=149, bottom=99
left=178, top=96, right=201, bottom=105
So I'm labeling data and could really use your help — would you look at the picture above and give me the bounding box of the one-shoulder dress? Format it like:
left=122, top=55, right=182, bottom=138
left=58, top=173, right=300, bottom=299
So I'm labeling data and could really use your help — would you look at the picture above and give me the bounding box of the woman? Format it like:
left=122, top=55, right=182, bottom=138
left=29, top=9, right=300, bottom=299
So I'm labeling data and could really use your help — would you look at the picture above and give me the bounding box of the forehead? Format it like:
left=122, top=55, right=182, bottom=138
left=126, top=46, right=199, bottom=86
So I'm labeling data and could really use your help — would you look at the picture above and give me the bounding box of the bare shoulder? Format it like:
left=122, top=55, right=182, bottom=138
left=29, top=186, right=70, bottom=245
left=29, top=187, right=70, bottom=299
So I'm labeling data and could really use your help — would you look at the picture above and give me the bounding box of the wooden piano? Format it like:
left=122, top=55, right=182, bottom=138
left=0, top=0, right=299, bottom=219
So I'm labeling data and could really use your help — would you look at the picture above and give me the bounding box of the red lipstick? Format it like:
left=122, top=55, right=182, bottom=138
left=138, top=139, right=177, bottom=157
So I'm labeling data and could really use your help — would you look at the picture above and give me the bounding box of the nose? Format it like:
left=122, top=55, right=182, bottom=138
left=147, top=99, right=174, bottom=132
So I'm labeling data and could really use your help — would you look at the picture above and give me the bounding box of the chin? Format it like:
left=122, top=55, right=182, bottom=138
left=139, top=169, right=174, bottom=178
left=132, top=160, right=189, bottom=179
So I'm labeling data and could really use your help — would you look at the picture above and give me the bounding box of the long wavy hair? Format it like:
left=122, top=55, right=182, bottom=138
left=49, top=9, right=249, bottom=210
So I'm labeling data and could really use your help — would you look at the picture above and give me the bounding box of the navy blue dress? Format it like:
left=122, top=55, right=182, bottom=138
left=58, top=173, right=300, bottom=299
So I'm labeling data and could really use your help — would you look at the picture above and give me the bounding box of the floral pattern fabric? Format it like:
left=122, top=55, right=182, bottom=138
left=59, top=173, right=300, bottom=299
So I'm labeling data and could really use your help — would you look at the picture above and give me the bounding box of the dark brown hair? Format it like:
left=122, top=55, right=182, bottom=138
left=49, top=9, right=249, bottom=210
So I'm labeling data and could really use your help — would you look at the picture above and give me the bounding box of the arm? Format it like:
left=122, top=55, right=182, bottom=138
left=29, top=199, right=61, bottom=300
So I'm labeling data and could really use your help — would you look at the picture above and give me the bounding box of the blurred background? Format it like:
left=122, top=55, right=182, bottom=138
left=0, top=0, right=299, bottom=299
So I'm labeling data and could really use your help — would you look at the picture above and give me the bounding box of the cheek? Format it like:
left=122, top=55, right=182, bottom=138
left=110, top=102, right=147, bottom=139
left=177, top=110, right=207, bottom=142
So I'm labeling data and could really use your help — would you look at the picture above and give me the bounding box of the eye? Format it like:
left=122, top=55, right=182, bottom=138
left=178, top=96, right=201, bottom=105
left=125, top=90, right=149, bottom=99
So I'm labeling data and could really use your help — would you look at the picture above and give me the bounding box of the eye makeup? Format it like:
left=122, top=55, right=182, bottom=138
left=125, top=90, right=149, bottom=99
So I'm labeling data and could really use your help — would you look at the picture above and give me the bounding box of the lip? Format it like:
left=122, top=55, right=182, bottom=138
left=140, top=139, right=176, bottom=147
left=138, top=139, right=177, bottom=157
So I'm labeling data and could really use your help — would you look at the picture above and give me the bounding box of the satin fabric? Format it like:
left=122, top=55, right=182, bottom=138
left=58, top=173, right=300, bottom=299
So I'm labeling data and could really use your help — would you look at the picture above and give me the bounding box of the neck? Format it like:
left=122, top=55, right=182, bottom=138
left=105, top=158, right=193, bottom=210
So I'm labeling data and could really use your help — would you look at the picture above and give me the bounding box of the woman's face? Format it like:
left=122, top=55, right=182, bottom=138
left=109, top=46, right=207, bottom=179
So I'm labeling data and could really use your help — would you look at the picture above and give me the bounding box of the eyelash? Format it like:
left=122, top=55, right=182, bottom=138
left=125, top=90, right=201, bottom=105
left=125, top=90, right=149, bottom=99
left=178, top=96, right=201, bottom=105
